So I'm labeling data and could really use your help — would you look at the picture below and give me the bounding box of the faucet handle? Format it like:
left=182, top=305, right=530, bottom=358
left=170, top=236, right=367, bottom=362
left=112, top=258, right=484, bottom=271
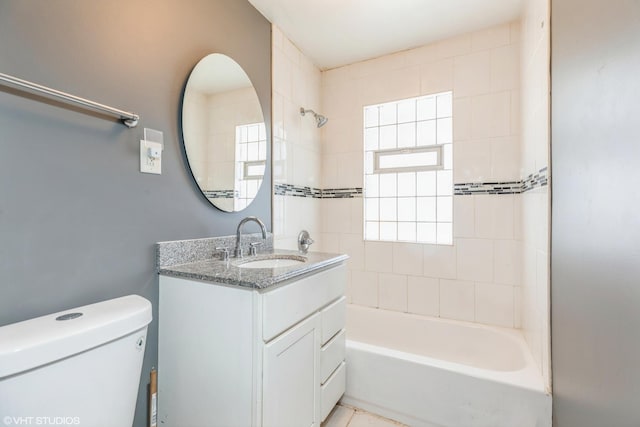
left=249, top=242, right=263, bottom=256
left=297, top=230, right=314, bottom=254
left=215, top=247, right=230, bottom=261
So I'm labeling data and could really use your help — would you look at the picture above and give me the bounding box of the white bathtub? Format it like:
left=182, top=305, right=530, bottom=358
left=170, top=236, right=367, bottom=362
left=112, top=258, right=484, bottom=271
left=342, top=305, right=551, bottom=427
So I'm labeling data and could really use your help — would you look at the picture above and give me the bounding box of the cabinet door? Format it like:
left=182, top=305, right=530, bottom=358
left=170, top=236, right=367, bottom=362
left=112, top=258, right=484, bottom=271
left=263, top=313, right=321, bottom=427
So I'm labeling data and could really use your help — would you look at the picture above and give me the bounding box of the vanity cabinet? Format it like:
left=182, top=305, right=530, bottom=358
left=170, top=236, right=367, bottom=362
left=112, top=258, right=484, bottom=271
left=158, top=263, right=347, bottom=427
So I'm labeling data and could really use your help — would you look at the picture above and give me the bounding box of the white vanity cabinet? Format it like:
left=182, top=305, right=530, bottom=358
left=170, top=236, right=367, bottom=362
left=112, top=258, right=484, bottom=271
left=158, top=262, right=347, bottom=427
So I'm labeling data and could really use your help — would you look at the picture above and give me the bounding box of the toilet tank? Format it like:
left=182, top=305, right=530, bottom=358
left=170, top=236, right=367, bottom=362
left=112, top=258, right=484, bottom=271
left=0, top=295, right=152, bottom=427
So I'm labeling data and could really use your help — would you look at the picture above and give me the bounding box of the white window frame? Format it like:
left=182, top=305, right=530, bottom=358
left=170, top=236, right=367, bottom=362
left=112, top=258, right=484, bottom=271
left=363, top=91, right=453, bottom=245
left=373, top=146, right=443, bottom=174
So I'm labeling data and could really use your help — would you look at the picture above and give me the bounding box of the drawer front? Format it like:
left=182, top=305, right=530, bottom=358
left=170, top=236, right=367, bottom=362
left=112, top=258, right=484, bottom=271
left=320, top=361, right=346, bottom=422
left=263, top=264, right=346, bottom=342
left=320, top=329, right=346, bottom=384
left=321, top=296, right=346, bottom=345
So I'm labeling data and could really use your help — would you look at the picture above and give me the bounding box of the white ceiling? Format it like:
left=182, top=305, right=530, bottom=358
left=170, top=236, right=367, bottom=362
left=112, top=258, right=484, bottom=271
left=249, top=0, right=524, bottom=70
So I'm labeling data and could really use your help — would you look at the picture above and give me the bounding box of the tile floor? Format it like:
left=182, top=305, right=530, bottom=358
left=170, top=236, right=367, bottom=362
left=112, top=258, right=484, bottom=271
left=322, top=404, right=407, bottom=427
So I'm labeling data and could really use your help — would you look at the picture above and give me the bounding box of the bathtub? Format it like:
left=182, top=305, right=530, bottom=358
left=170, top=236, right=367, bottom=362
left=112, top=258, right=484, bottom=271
left=341, top=305, right=551, bottom=427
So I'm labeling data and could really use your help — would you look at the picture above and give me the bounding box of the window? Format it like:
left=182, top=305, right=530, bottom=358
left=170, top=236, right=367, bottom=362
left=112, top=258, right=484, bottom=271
left=363, top=92, right=453, bottom=244
left=235, top=122, right=267, bottom=210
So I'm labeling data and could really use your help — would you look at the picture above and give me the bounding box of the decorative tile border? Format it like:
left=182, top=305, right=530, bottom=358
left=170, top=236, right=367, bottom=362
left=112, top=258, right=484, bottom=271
left=454, top=167, right=548, bottom=195
left=276, top=167, right=547, bottom=198
left=274, top=184, right=323, bottom=198
left=274, top=183, right=362, bottom=199
left=322, top=188, right=363, bottom=198
left=454, top=181, right=522, bottom=195
left=203, top=190, right=238, bottom=199
left=522, top=167, right=548, bottom=192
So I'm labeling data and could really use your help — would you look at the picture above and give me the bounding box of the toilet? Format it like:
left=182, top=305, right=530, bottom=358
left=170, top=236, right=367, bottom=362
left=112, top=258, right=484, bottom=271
left=0, top=295, right=152, bottom=427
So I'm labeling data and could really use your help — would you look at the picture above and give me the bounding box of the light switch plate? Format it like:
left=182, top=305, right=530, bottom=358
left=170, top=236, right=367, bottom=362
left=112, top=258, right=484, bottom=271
left=140, top=140, right=162, bottom=174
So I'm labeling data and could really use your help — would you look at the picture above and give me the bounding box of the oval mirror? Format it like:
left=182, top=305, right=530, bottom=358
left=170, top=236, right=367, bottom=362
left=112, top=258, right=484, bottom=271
left=182, top=53, right=267, bottom=212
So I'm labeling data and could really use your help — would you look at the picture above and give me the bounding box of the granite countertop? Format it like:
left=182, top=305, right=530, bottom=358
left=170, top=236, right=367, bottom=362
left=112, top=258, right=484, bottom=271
left=158, top=248, right=348, bottom=290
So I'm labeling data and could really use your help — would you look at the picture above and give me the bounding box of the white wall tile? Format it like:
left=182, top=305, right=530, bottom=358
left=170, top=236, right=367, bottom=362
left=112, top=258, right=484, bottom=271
left=318, top=232, right=341, bottom=254
left=475, top=282, right=514, bottom=327
left=315, top=21, right=541, bottom=334
left=454, top=51, right=491, bottom=97
left=392, top=242, right=424, bottom=276
left=439, top=279, right=475, bottom=321
left=336, top=151, right=364, bottom=188
left=323, top=199, right=352, bottom=234
left=420, top=58, right=454, bottom=95
left=491, top=136, right=521, bottom=181
left=350, top=198, right=364, bottom=236
left=407, top=276, right=439, bottom=316
left=340, top=233, right=365, bottom=270
left=404, top=43, right=439, bottom=66
left=514, top=286, right=522, bottom=328
left=437, top=34, right=472, bottom=58
left=351, top=270, right=378, bottom=308
left=359, top=67, right=421, bottom=106
left=494, top=239, right=521, bottom=285
left=520, top=0, right=550, bottom=388
left=423, top=244, right=457, bottom=279
left=282, top=32, right=301, bottom=64
left=453, top=140, right=492, bottom=183
left=475, top=195, right=514, bottom=239
left=379, top=273, right=408, bottom=312
left=271, top=24, right=284, bottom=49
left=364, top=241, right=394, bottom=273
left=453, top=195, right=475, bottom=238
left=456, top=238, right=493, bottom=282
left=470, top=92, right=511, bottom=138
left=491, top=44, right=520, bottom=92
left=453, top=96, right=471, bottom=142
left=471, top=23, right=511, bottom=51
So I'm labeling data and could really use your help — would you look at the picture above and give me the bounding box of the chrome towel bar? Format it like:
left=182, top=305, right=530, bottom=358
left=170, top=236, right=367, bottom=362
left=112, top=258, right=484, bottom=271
left=0, top=72, right=139, bottom=128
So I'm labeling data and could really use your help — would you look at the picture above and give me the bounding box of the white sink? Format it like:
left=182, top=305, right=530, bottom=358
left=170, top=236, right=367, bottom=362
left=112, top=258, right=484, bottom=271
left=237, top=255, right=306, bottom=269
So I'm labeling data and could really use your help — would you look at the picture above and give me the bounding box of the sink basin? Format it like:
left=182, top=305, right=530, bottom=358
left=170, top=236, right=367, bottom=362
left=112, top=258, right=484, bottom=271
left=237, top=255, right=307, bottom=269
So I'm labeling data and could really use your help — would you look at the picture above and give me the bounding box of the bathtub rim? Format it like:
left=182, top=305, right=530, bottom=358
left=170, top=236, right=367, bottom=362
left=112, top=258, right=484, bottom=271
left=346, top=304, right=548, bottom=394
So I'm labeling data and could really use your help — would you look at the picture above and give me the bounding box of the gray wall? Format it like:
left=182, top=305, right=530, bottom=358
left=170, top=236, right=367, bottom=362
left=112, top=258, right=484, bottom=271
left=551, top=0, right=640, bottom=425
left=0, top=1, right=271, bottom=425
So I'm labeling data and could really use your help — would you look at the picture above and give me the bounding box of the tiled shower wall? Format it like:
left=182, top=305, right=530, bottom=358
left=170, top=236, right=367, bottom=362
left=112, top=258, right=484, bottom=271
left=272, top=26, right=323, bottom=249
left=318, top=23, right=523, bottom=328
left=520, top=0, right=551, bottom=390
left=272, top=18, right=550, bottom=389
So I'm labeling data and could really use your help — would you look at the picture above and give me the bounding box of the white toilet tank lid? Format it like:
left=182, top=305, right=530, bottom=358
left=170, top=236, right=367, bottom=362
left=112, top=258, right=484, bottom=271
left=0, top=294, right=152, bottom=379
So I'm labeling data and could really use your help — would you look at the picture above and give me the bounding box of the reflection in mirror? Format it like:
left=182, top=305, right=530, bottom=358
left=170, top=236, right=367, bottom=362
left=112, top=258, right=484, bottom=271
left=182, top=53, right=266, bottom=212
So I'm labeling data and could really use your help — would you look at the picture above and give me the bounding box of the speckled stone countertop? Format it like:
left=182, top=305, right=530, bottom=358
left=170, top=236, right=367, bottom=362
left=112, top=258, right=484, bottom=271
left=157, top=234, right=348, bottom=290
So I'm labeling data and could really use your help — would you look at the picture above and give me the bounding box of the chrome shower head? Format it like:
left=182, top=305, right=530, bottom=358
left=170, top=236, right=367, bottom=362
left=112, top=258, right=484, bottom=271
left=315, top=114, right=328, bottom=128
left=300, top=107, right=328, bottom=128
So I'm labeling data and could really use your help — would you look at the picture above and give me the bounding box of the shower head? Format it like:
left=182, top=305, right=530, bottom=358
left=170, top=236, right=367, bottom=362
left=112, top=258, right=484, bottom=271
left=316, top=114, right=328, bottom=127
left=300, top=107, right=328, bottom=128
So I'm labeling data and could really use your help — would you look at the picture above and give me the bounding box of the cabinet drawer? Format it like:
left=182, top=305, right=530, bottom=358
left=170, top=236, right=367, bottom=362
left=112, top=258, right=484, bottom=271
left=321, top=329, right=346, bottom=384
left=262, top=264, right=346, bottom=342
left=320, top=361, right=346, bottom=422
left=321, top=296, right=346, bottom=345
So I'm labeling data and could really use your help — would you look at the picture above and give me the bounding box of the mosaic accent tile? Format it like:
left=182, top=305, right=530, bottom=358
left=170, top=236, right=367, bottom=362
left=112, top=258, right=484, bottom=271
left=454, top=181, right=522, bottom=195
left=275, top=168, right=547, bottom=198
left=454, top=167, right=548, bottom=195
left=521, top=167, right=549, bottom=192
left=203, top=189, right=238, bottom=199
left=274, top=183, right=362, bottom=199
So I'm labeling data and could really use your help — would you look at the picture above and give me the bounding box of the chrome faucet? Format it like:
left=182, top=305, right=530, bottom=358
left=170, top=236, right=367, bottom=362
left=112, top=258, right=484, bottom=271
left=235, top=216, right=267, bottom=258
